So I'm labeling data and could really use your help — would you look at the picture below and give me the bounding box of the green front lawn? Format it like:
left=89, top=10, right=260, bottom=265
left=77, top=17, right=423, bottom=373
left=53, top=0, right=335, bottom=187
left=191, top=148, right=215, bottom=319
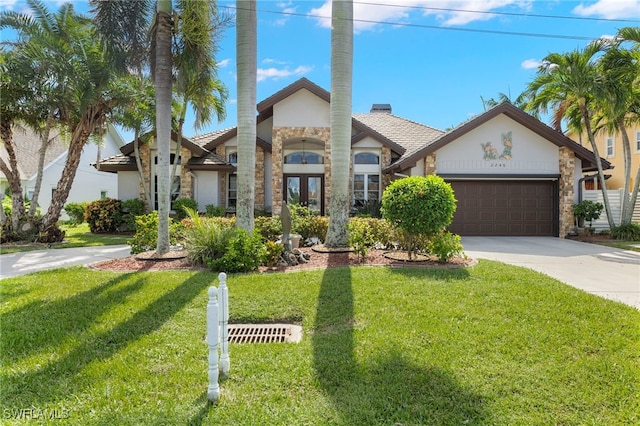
left=0, top=223, right=130, bottom=254
left=1, top=263, right=638, bottom=425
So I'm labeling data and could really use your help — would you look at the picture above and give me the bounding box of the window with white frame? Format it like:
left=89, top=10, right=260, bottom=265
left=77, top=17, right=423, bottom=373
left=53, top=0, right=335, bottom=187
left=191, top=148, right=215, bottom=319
left=636, top=131, right=640, bottom=152
left=353, top=150, right=381, bottom=205
left=606, top=136, right=614, bottom=157
left=227, top=150, right=237, bottom=210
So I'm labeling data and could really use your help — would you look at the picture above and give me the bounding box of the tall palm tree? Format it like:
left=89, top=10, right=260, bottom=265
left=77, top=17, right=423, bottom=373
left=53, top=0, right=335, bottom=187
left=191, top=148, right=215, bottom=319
left=1, top=0, right=130, bottom=238
left=172, top=0, right=229, bottom=191
left=325, top=0, right=353, bottom=248
left=235, top=0, right=257, bottom=233
left=153, top=0, right=174, bottom=254
left=522, top=41, right=616, bottom=229
left=595, top=29, right=640, bottom=225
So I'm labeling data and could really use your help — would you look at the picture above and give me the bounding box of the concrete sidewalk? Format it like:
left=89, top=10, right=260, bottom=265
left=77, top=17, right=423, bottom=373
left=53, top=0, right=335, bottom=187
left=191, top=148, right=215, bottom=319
left=0, top=245, right=131, bottom=279
left=462, top=237, right=640, bottom=310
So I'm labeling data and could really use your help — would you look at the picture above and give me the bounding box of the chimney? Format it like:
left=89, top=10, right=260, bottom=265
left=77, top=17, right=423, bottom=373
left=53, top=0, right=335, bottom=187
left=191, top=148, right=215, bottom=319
left=370, top=104, right=392, bottom=113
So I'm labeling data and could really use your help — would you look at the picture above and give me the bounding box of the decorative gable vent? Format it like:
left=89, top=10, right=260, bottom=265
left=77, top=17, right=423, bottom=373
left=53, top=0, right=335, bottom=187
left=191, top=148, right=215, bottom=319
left=370, top=104, right=392, bottom=113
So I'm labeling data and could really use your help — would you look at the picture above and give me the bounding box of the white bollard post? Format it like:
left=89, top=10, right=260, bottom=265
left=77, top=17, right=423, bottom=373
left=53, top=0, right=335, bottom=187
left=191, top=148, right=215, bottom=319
left=206, top=286, right=220, bottom=402
left=218, top=272, right=230, bottom=377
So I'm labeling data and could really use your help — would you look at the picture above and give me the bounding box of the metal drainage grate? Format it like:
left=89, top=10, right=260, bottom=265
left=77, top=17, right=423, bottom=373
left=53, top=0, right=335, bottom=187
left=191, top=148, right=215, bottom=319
left=227, top=324, right=302, bottom=344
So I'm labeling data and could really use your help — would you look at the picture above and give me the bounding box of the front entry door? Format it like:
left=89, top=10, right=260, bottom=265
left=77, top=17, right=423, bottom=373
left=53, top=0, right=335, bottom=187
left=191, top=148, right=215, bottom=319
left=284, top=174, right=324, bottom=215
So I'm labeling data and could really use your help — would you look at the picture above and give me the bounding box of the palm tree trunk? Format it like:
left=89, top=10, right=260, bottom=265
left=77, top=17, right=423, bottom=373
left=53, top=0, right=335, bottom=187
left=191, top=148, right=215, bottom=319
left=42, top=106, right=104, bottom=230
left=581, top=106, right=616, bottom=229
left=29, top=111, right=55, bottom=216
left=615, top=119, right=633, bottom=224
left=0, top=122, right=26, bottom=232
left=325, top=0, right=353, bottom=248
left=235, top=0, right=257, bottom=233
left=155, top=0, right=173, bottom=254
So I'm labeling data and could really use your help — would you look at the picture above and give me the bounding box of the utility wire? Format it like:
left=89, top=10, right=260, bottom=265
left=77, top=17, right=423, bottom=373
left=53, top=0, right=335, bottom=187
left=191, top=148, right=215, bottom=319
left=223, top=4, right=626, bottom=40
left=353, top=1, right=640, bottom=23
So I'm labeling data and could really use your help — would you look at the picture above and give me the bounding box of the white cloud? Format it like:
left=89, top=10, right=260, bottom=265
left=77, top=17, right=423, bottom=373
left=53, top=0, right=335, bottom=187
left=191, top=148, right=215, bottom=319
left=257, top=65, right=313, bottom=82
left=521, top=58, right=541, bottom=69
left=262, top=58, right=288, bottom=65
left=308, top=0, right=535, bottom=31
left=572, top=0, right=640, bottom=19
left=218, top=58, right=231, bottom=68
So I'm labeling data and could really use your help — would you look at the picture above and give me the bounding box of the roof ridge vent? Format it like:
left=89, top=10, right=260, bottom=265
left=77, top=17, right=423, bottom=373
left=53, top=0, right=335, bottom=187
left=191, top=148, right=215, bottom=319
left=370, top=104, right=392, bottom=113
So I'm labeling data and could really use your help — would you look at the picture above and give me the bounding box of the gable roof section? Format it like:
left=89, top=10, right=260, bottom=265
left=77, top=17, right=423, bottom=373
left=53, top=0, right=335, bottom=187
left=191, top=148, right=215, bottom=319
left=256, top=78, right=330, bottom=122
left=387, top=102, right=612, bottom=173
left=198, top=127, right=272, bottom=153
left=120, top=130, right=209, bottom=156
left=353, top=113, right=443, bottom=163
left=0, top=126, right=67, bottom=181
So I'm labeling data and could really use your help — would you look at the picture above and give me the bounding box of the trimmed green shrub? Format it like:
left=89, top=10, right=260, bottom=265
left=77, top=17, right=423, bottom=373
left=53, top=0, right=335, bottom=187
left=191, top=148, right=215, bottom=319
left=611, top=223, right=640, bottom=240
left=428, top=231, right=464, bottom=263
left=573, top=200, right=603, bottom=227
left=255, top=215, right=282, bottom=242
left=85, top=198, right=123, bottom=233
left=173, top=198, right=198, bottom=220
left=205, top=204, right=225, bottom=218
left=121, top=198, right=146, bottom=231
left=381, top=176, right=456, bottom=259
left=63, top=202, right=87, bottom=225
left=128, top=211, right=184, bottom=254
left=207, top=228, right=266, bottom=273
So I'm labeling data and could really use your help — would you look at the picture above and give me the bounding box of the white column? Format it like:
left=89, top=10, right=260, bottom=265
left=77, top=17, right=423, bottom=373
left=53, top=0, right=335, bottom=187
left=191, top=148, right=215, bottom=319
left=207, top=286, right=220, bottom=402
left=218, top=272, right=230, bottom=376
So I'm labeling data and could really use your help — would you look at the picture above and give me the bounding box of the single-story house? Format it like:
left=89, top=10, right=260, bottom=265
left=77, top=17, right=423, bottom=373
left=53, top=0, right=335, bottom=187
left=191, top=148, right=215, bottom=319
left=97, top=77, right=611, bottom=237
left=1, top=124, right=123, bottom=218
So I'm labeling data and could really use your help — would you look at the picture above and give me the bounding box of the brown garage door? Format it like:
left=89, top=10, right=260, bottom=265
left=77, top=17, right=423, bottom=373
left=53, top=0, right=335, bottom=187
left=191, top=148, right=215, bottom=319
left=447, top=180, right=557, bottom=236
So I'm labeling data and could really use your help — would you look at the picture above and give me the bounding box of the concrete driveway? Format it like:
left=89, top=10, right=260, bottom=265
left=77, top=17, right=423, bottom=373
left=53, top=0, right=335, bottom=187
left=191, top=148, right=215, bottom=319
left=462, top=237, right=640, bottom=310
left=0, top=245, right=131, bottom=279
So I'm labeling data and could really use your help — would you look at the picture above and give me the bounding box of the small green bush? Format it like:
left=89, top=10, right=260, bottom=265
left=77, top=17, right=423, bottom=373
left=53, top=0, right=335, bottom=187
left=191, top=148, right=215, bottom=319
left=428, top=231, right=464, bottom=263
left=347, top=217, right=378, bottom=261
left=353, top=200, right=382, bottom=218
left=262, top=240, right=284, bottom=267
left=173, top=198, right=198, bottom=220
left=85, top=198, right=123, bottom=233
left=128, top=211, right=183, bottom=254
left=205, top=204, right=225, bottom=218
left=573, top=200, right=603, bottom=227
left=121, top=198, right=146, bottom=231
left=255, top=215, right=282, bottom=242
left=611, top=222, right=640, bottom=240
left=207, top=228, right=265, bottom=273
left=64, top=202, right=87, bottom=225
left=381, top=176, right=456, bottom=258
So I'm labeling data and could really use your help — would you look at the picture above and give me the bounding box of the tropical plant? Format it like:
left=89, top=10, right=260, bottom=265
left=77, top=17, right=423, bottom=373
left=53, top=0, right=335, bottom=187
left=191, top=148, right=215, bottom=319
left=325, top=0, right=354, bottom=248
left=85, top=198, right=124, bottom=234
left=172, top=197, right=198, bottom=220
left=611, top=222, right=640, bottom=241
left=207, top=228, right=265, bottom=273
left=572, top=200, right=604, bottom=228
left=428, top=231, right=464, bottom=263
left=381, top=176, right=457, bottom=259
left=181, top=207, right=235, bottom=266
left=63, top=202, right=87, bottom=225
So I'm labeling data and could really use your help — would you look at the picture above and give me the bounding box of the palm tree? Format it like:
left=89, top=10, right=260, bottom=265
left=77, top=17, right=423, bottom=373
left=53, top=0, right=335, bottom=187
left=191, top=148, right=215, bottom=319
left=1, top=0, right=129, bottom=239
left=595, top=29, right=640, bottom=226
left=522, top=41, right=616, bottom=229
left=153, top=0, right=174, bottom=254
left=172, top=0, right=229, bottom=193
left=324, top=0, right=353, bottom=248
left=235, top=0, right=257, bottom=233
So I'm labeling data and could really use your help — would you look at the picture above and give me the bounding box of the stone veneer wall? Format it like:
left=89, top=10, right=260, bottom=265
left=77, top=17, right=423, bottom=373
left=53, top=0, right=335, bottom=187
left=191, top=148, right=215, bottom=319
left=424, top=153, right=437, bottom=176
left=179, top=145, right=193, bottom=199
left=271, top=127, right=331, bottom=215
left=381, top=147, right=392, bottom=188
left=558, top=147, right=575, bottom=238
left=215, top=145, right=227, bottom=208
left=139, top=145, right=151, bottom=207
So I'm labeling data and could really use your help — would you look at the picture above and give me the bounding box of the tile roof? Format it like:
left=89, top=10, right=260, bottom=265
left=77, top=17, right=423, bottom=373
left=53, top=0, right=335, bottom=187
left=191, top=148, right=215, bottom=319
left=0, top=126, right=67, bottom=180
left=352, top=112, right=445, bottom=167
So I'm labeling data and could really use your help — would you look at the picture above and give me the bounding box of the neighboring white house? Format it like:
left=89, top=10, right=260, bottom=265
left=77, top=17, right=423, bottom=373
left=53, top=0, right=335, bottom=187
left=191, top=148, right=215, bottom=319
left=98, top=78, right=611, bottom=237
left=0, top=124, right=124, bottom=218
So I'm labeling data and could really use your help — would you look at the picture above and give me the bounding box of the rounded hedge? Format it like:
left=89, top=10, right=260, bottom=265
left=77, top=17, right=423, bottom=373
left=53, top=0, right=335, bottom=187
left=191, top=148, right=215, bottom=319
left=381, top=175, right=456, bottom=237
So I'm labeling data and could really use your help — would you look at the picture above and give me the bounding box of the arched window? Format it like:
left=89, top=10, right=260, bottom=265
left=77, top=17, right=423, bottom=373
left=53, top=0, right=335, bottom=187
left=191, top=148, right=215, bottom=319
left=284, top=152, right=324, bottom=165
left=228, top=151, right=237, bottom=164
left=354, top=152, right=379, bottom=165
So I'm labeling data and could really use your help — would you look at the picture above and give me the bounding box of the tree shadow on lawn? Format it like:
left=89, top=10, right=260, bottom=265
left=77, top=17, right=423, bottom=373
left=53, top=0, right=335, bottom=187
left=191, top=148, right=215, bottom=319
left=312, top=267, right=486, bottom=425
left=1, top=270, right=212, bottom=409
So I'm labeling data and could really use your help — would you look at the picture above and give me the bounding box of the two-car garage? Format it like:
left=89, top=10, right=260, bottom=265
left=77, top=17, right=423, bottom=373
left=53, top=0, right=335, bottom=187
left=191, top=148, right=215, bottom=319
left=447, top=180, right=558, bottom=236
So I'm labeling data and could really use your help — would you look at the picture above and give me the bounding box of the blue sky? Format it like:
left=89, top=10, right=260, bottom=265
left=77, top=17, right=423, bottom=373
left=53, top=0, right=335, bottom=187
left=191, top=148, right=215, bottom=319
left=2, top=0, right=639, bottom=139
